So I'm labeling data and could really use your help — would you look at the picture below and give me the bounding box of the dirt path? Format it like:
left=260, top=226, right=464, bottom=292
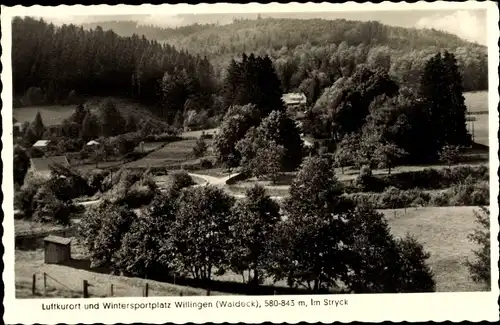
left=188, top=172, right=239, bottom=186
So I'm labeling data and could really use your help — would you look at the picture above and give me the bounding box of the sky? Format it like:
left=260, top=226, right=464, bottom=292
left=16, top=3, right=489, bottom=45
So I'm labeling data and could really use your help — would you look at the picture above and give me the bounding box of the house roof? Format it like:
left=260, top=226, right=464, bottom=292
left=282, top=93, right=307, bottom=105
left=33, top=140, right=50, bottom=147
left=44, top=235, right=72, bottom=246
left=86, top=140, right=100, bottom=146
left=30, top=156, right=70, bottom=172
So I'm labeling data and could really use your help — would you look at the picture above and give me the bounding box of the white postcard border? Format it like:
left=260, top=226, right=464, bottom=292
left=2, top=2, right=499, bottom=324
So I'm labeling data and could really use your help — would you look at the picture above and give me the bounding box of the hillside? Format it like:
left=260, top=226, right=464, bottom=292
left=80, top=18, right=488, bottom=92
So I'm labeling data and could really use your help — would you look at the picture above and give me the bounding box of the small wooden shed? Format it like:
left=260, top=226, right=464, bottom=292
left=43, top=235, right=72, bottom=264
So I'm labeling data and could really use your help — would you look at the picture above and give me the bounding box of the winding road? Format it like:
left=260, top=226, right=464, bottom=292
left=14, top=171, right=279, bottom=215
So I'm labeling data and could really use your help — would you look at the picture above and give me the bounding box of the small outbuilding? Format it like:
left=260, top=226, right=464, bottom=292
left=43, top=235, right=72, bottom=264
left=86, top=140, right=100, bottom=147
left=32, top=140, right=51, bottom=149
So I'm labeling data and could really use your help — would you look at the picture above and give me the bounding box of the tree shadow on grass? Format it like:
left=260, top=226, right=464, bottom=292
left=62, top=257, right=332, bottom=296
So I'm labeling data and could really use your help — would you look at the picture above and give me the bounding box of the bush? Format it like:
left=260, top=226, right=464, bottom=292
left=170, top=170, right=195, bottom=192
left=141, top=134, right=182, bottom=142
left=381, top=165, right=489, bottom=191
left=146, top=166, right=168, bottom=176
left=200, top=158, right=213, bottom=169
left=85, top=169, right=111, bottom=193
left=466, top=207, right=491, bottom=289
left=449, top=180, right=489, bottom=206
left=102, top=169, right=158, bottom=208
left=30, top=186, right=76, bottom=225
left=192, top=136, right=208, bottom=158
left=101, top=168, right=143, bottom=192
left=15, top=171, right=46, bottom=217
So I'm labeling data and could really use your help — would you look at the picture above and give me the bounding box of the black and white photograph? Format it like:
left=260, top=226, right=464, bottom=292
left=2, top=2, right=499, bottom=323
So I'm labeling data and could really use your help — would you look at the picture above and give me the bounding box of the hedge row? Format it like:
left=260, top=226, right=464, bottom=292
left=345, top=180, right=489, bottom=209
left=344, top=165, right=489, bottom=193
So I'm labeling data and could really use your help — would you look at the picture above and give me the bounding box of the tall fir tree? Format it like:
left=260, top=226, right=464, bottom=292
left=223, top=53, right=284, bottom=118
left=31, top=111, right=45, bottom=138
left=442, top=51, right=470, bottom=146
left=99, top=100, right=126, bottom=137
left=419, top=51, right=470, bottom=152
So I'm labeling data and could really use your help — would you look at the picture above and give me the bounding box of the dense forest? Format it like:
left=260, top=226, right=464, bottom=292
left=12, top=16, right=217, bottom=125
left=79, top=18, right=488, bottom=93
left=13, top=16, right=487, bottom=127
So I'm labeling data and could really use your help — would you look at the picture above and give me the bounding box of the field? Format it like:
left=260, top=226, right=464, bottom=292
left=126, top=138, right=214, bottom=168
left=14, top=206, right=486, bottom=296
left=464, top=91, right=489, bottom=146
left=381, top=206, right=488, bottom=292
left=15, top=242, right=229, bottom=298
left=13, top=97, right=162, bottom=126
left=13, top=105, right=76, bottom=126
left=465, top=91, right=489, bottom=114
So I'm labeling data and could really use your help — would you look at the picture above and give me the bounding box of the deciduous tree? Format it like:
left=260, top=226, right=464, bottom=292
left=171, top=186, right=235, bottom=281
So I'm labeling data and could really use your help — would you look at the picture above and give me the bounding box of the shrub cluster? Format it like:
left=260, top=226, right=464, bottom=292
left=101, top=168, right=158, bottom=208
left=346, top=179, right=489, bottom=209
left=344, top=165, right=489, bottom=193
left=15, top=170, right=84, bottom=225
left=78, top=157, right=436, bottom=294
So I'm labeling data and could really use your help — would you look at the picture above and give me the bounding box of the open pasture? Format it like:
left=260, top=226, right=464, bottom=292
left=464, top=91, right=489, bottom=146
left=13, top=105, right=75, bottom=126
left=15, top=243, right=229, bottom=298
left=128, top=138, right=213, bottom=168
left=465, top=91, right=489, bottom=114
left=381, top=206, right=488, bottom=292
left=13, top=97, right=163, bottom=126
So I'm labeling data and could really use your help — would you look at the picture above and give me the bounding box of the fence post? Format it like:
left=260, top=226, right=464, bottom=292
left=43, top=272, right=47, bottom=296
left=206, top=289, right=211, bottom=296
left=144, top=283, right=149, bottom=297
left=110, top=284, right=114, bottom=297
left=83, top=280, right=89, bottom=298
left=32, top=274, right=36, bottom=295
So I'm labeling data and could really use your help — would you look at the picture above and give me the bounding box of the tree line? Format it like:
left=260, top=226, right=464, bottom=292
left=12, top=17, right=218, bottom=128
left=212, top=50, right=471, bottom=181
left=78, top=156, right=436, bottom=294
left=80, top=18, right=488, bottom=93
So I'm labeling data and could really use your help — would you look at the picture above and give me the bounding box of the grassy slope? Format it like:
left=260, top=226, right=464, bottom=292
left=127, top=138, right=214, bottom=168
left=464, top=91, right=489, bottom=146
left=13, top=97, right=163, bottom=127
left=381, top=206, right=488, bottom=292
left=15, top=206, right=487, bottom=296
left=15, top=241, right=229, bottom=298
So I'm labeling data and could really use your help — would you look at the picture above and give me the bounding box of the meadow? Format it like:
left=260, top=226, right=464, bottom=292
left=13, top=97, right=161, bottom=126
left=15, top=205, right=485, bottom=297
left=126, top=138, right=214, bottom=169
left=381, top=206, right=487, bottom=292
left=15, top=244, right=229, bottom=298
left=465, top=91, right=489, bottom=146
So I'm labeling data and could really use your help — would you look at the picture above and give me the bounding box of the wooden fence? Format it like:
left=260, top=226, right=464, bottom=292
left=30, top=272, right=211, bottom=298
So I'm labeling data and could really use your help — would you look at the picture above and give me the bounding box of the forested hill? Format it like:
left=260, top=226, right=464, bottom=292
left=12, top=16, right=217, bottom=122
left=79, top=18, right=488, bottom=92
left=81, top=18, right=476, bottom=50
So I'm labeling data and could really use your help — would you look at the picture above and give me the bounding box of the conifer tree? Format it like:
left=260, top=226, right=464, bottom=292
left=80, top=112, right=102, bottom=141
left=99, top=100, right=126, bottom=137
left=419, top=51, right=470, bottom=152
left=31, top=111, right=45, bottom=138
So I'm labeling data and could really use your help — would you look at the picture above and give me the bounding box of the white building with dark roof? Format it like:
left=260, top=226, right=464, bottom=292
left=282, top=93, right=307, bottom=109
left=32, top=140, right=51, bottom=149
